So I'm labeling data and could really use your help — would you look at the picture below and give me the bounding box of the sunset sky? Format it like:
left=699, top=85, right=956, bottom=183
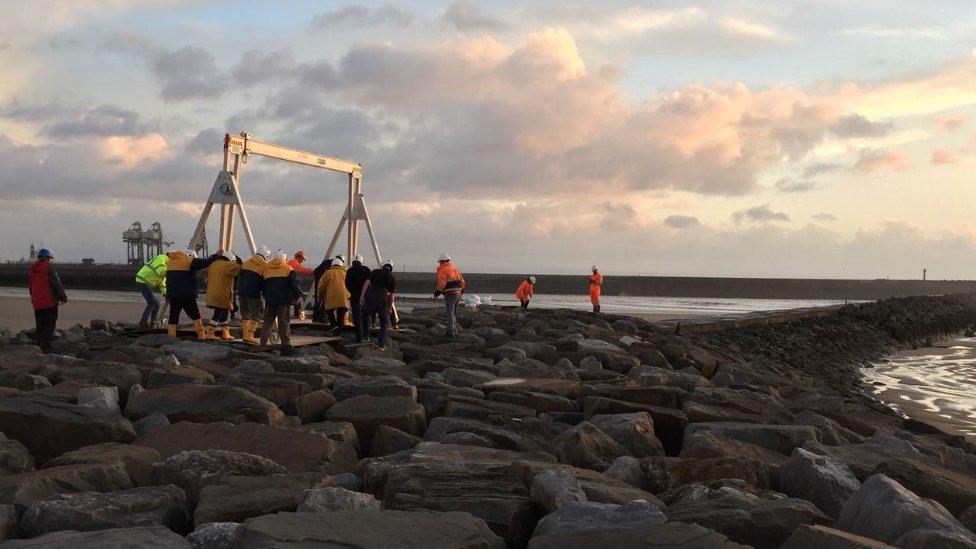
left=1, top=0, right=975, bottom=277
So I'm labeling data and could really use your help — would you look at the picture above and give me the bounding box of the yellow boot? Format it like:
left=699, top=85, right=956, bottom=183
left=221, top=325, right=234, bottom=341
left=205, top=324, right=216, bottom=340
left=166, top=323, right=178, bottom=339
left=242, top=320, right=259, bottom=344
left=194, top=319, right=208, bottom=341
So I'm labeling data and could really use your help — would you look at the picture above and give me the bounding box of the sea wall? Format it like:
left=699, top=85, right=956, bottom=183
left=1, top=262, right=974, bottom=299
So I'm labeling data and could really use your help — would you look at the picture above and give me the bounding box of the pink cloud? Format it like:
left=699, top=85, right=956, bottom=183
left=851, top=148, right=910, bottom=174
left=934, top=114, right=965, bottom=132
left=931, top=148, right=957, bottom=165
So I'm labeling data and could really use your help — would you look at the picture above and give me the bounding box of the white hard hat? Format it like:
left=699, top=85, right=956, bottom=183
left=438, top=253, right=451, bottom=262
left=591, top=265, right=598, bottom=271
left=353, top=254, right=364, bottom=263
left=185, top=248, right=198, bottom=259
left=529, top=276, right=536, bottom=284
left=335, top=254, right=346, bottom=262
left=259, top=245, right=271, bottom=258
left=382, top=258, right=394, bottom=269
left=333, top=258, right=345, bottom=267
left=222, top=251, right=236, bottom=261
left=277, top=250, right=287, bottom=261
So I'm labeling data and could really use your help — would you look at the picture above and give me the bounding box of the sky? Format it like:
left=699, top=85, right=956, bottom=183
left=1, top=0, right=975, bottom=278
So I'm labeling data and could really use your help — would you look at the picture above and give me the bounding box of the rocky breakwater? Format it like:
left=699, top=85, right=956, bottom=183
left=0, top=296, right=972, bottom=547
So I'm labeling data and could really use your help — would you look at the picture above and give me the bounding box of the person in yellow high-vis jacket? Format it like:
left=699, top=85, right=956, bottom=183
left=206, top=251, right=242, bottom=340
left=135, top=253, right=168, bottom=329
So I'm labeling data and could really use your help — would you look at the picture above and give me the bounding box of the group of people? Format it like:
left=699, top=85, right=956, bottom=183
left=26, top=246, right=605, bottom=353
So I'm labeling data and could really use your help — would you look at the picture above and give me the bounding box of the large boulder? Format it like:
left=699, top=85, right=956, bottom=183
left=125, top=385, right=285, bottom=426
left=532, top=500, right=665, bottom=536
left=588, top=412, right=664, bottom=458
left=186, top=522, right=244, bottom=549
left=194, top=472, right=331, bottom=526
left=332, top=376, right=417, bottom=401
left=836, top=474, right=976, bottom=546
left=57, top=362, right=143, bottom=395
left=0, top=433, right=34, bottom=476
left=19, top=484, right=188, bottom=537
left=297, top=486, right=381, bottom=512
left=552, top=422, right=630, bottom=471
left=616, top=456, right=775, bottom=493
left=136, top=421, right=357, bottom=473
left=871, top=457, right=976, bottom=516
left=224, top=373, right=313, bottom=406
left=0, top=398, right=135, bottom=463
left=582, top=397, right=688, bottom=455
left=779, top=447, right=860, bottom=518
left=281, top=389, right=335, bottom=423
left=424, top=416, right=523, bottom=452
left=684, top=422, right=819, bottom=456
left=150, top=449, right=287, bottom=505
left=679, top=431, right=789, bottom=470
left=146, top=365, right=214, bottom=388
left=370, top=425, right=423, bottom=457
left=43, top=442, right=161, bottom=486
left=527, top=521, right=749, bottom=548
left=0, top=462, right=132, bottom=508
left=781, top=524, right=896, bottom=548
left=326, top=395, right=426, bottom=454
left=0, top=525, right=190, bottom=548
left=76, top=386, right=120, bottom=414
left=237, top=510, right=504, bottom=548
left=160, top=341, right=231, bottom=362
left=529, top=469, right=586, bottom=513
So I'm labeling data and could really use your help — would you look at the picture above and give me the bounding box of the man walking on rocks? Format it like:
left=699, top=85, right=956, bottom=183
left=515, top=276, right=536, bottom=309
left=360, top=259, right=397, bottom=350
left=28, top=248, right=67, bottom=352
left=589, top=265, right=603, bottom=315
left=432, top=253, right=465, bottom=338
left=345, top=254, right=371, bottom=342
left=261, top=250, right=301, bottom=355
left=165, top=248, right=222, bottom=341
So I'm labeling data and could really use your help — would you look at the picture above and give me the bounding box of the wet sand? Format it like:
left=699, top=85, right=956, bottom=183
left=0, top=295, right=149, bottom=331
left=864, top=338, right=976, bottom=441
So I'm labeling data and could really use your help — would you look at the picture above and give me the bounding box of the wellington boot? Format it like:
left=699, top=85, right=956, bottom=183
left=194, top=319, right=208, bottom=341
left=166, top=324, right=178, bottom=339
left=205, top=326, right=216, bottom=340
left=242, top=320, right=260, bottom=345
left=221, top=325, right=234, bottom=341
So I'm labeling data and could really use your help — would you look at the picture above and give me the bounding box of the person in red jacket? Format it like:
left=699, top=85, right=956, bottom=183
left=287, top=250, right=313, bottom=320
left=27, top=249, right=67, bottom=352
left=515, top=276, right=536, bottom=309
left=589, top=265, right=603, bottom=315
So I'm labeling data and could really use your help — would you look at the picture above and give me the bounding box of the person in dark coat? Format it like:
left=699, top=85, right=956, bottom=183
left=261, top=251, right=302, bottom=355
left=27, top=249, right=67, bottom=352
left=359, top=259, right=396, bottom=350
left=165, top=248, right=222, bottom=340
left=344, top=254, right=371, bottom=342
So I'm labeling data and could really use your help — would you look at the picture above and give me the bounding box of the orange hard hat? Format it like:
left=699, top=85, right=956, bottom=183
left=295, top=250, right=306, bottom=260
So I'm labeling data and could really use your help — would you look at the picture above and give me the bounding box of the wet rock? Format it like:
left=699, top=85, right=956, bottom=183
left=76, top=386, right=119, bottom=414
left=871, top=457, right=976, bottom=516
left=779, top=447, right=860, bottom=518
left=186, top=522, right=244, bottom=549
left=441, top=367, right=498, bottom=388
left=151, top=449, right=287, bottom=505
left=837, top=474, right=976, bottom=545
left=370, top=425, right=423, bottom=457
left=238, top=510, right=504, bottom=548
left=583, top=397, right=688, bottom=455
left=281, top=389, right=335, bottom=423
left=326, top=395, right=426, bottom=454
left=133, top=413, right=170, bottom=438
left=43, top=442, right=160, bottom=486
left=194, top=472, right=331, bottom=525
left=0, top=462, right=132, bottom=508
left=679, top=430, right=789, bottom=469
left=530, top=469, right=586, bottom=512
left=297, top=486, right=381, bottom=512
left=0, top=397, right=135, bottom=463
left=780, top=524, right=895, bottom=549
left=0, top=525, right=190, bottom=548
left=588, top=412, right=664, bottom=458
left=125, top=385, right=285, bottom=426
left=793, top=409, right=863, bottom=445
left=684, top=422, right=819, bottom=455
left=552, top=422, right=630, bottom=471
left=801, top=440, right=929, bottom=479
left=0, top=433, right=34, bottom=476
left=533, top=500, right=665, bottom=536
left=333, top=375, right=417, bottom=401
left=136, top=421, right=358, bottom=473
left=146, top=365, right=215, bottom=388
left=527, top=521, right=748, bottom=548
left=19, top=484, right=188, bottom=537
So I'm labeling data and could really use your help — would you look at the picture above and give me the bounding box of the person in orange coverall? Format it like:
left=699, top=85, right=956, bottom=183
left=589, top=265, right=603, bottom=314
left=515, top=276, right=536, bottom=309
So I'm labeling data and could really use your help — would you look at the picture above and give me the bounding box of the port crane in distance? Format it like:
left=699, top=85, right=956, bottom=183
left=188, top=132, right=382, bottom=264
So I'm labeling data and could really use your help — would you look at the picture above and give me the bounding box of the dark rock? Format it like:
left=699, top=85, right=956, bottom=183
left=136, top=421, right=358, bottom=473
left=425, top=417, right=523, bottom=451
left=125, top=385, right=286, bottom=426
left=487, top=390, right=577, bottom=413
left=281, top=389, right=335, bottom=423
left=186, top=522, right=244, bottom=549
left=529, top=469, right=586, bottom=512
left=326, top=395, right=426, bottom=454
left=345, top=357, right=417, bottom=379
left=146, top=365, right=215, bottom=388
left=58, top=362, right=143, bottom=395
left=0, top=525, right=190, bottom=548
left=551, top=422, right=630, bottom=471
left=298, top=421, right=360, bottom=448
left=333, top=375, right=417, bottom=401
left=224, top=373, right=312, bottom=406
left=0, top=433, right=34, bottom=476
left=801, top=440, right=930, bottom=479
left=0, top=462, right=132, bottom=508
left=497, top=357, right=570, bottom=380
left=232, top=360, right=274, bottom=375
left=779, top=447, right=860, bottom=518
left=583, top=397, right=688, bottom=455
left=19, top=484, right=188, bottom=537
left=132, top=413, right=170, bottom=438
left=680, top=430, right=789, bottom=469
left=151, top=449, right=287, bottom=505
left=194, top=472, right=331, bottom=525
left=533, top=500, right=665, bottom=536
left=589, top=412, right=664, bottom=458
left=527, top=521, right=749, bottom=548
left=297, top=486, right=381, bottom=512
left=0, top=398, right=135, bottom=463
left=836, top=473, right=976, bottom=545
left=441, top=368, right=498, bottom=388
left=871, top=457, right=976, bottom=516
left=780, top=524, right=896, bottom=548
left=370, top=425, right=423, bottom=457
left=684, top=422, right=819, bottom=455
left=622, top=456, right=775, bottom=492
left=237, top=510, right=504, bottom=548
left=43, top=442, right=160, bottom=486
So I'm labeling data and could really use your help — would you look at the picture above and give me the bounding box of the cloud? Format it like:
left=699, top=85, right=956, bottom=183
left=830, top=113, right=892, bottom=138
left=151, top=46, right=227, bottom=101
left=802, top=162, right=843, bottom=178
left=664, top=215, right=700, bottom=229
left=732, top=203, right=790, bottom=224
left=441, top=1, right=508, bottom=32
left=311, top=5, right=413, bottom=29
left=231, top=49, right=297, bottom=86
left=812, top=213, right=837, bottom=222
left=774, top=177, right=817, bottom=193
left=851, top=148, right=910, bottom=174
left=934, top=115, right=964, bottom=132
left=44, top=105, right=153, bottom=138
left=600, top=202, right=640, bottom=231
left=841, top=26, right=946, bottom=40
left=931, top=148, right=957, bottom=165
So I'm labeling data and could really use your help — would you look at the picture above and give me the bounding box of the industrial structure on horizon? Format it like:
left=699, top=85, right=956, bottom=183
left=122, top=221, right=175, bottom=265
